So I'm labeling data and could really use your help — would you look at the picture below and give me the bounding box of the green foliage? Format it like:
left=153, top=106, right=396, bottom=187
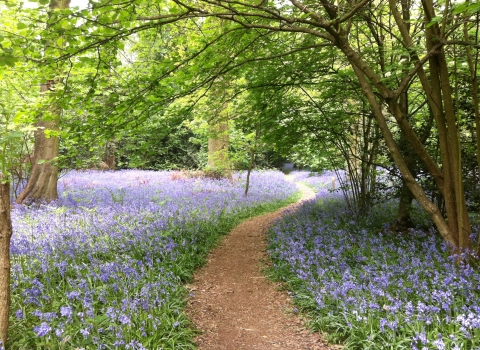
left=453, top=1, right=480, bottom=15
left=117, top=123, right=201, bottom=170
left=0, top=60, right=36, bottom=192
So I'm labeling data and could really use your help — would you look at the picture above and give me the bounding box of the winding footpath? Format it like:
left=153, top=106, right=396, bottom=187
left=186, top=181, right=338, bottom=349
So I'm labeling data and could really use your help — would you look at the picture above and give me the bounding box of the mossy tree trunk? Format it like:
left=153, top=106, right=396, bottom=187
left=206, top=76, right=230, bottom=175
left=207, top=119, right=229, bottom=172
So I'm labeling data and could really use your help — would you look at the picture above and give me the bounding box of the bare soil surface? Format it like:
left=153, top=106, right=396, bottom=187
left=186, top=182, right=338, bottom=350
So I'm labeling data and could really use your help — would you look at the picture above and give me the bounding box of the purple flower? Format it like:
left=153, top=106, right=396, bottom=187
left=119, top=314, right=132, bottom=326
left=34, top=322, right=51, bottom=337
left=55, top=328, right=63, bottom=337
left=15, top=309, right=24, bottom=320
left=80, top=328, right=90, bottom=339
left=60, top=306, right=73, bottom=318
left=66, top=291, right=81, bottom=301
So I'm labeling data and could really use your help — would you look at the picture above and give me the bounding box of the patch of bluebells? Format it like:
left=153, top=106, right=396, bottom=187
left=10, top=170, right=298, bottom=349
left=268, top=172, right=480, bottom=349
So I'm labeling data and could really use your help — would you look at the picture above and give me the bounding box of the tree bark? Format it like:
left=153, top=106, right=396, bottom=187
left=207, top=120, right=229, bottom=171
left=244, top=149, right=255, bottom=196
left=421, top=0, right=472, bottom=251
left=0, top=176, right=12, bottom=348
left=396, top=181, right=415, bottom=227
left=15, top=0, right=70, bottom=204
left=464, top=19, right=480, bottom=255
left=15, top=85, right=60, bottom=204
left=103, top=141, right=116, bottom=170
left=207, top=78, right=229, bottom=173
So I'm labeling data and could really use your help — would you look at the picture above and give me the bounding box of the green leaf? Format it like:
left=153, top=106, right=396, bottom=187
left=426, top=16, right=441, bottom=28
left=38, top=0, right=49, bottom=4
left=59, top=18, right=71, bottom=30
left=453, top=1, right=480, bottom=14
left=5, top=131, right=23, bottom=139
left=118, top=10, right=131, bottom=20
left=467, top=2, right=480, bottom=13
left=0, top=55, right=18, bottom=67
left=17, top=22, right=28, bottom=30
left=453, top=2, right=469, bottom=14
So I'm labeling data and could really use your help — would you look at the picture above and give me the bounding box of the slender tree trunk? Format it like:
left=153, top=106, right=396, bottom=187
left=396, top=183, right=415, bottom=227
left=466, top=29, right=480, bottom=182
left=0, top=176, right=12, bottom=348
left=394, top=7, right=416, bottom=228
left=244, top=149, right=255, bottom=196
left=464, top=19, right=480, bottom=255
left=292, top=0, right=466, bottom=252
left=244, top=126, right=259, bottom=196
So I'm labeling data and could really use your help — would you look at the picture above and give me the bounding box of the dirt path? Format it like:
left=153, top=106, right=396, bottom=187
left=186, top=182, right=336, bottom=349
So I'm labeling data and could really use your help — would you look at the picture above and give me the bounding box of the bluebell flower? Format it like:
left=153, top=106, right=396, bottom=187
left=15, top=309, right=24, bottom=320
left=34, top=322, right=51, bottom=337
left=80, top=328, right=90, bottom=339
left=119, top=314, right=132, bottom=326
left=60, top=306, right=73, bottom=318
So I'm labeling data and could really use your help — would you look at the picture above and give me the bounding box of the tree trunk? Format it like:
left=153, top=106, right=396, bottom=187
left=0, top=176, right=12, bottom=348
left=396, top=182, right=415, bottom=228
left=289, top=0, right=466, bottom=252
left=395, top=74, right=416, bottom=229
left=422, top=0, right=472, bottom=251
left=207, top=120, right=229, bottom=171
left=244, top=125, right=259, bottom=196
left=394, top=10, right=416, bottom=229
left=207, top=79, right=229, bottom=173
left=244, top=149, right=255, bottom=196
left=15, top=93, right=60, bottom=204
left=15, top=0, right=70, bottom=204
left=103, top=141, right=116, bottom=170
left=464, top=20, right=480, bottom=255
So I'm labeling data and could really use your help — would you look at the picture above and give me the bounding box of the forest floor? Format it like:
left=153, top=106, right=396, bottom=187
left=185, top=180, right=340, bottom=349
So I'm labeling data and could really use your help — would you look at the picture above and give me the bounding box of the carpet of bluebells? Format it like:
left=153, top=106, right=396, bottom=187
left=10, top=170, right=298, bottom=349
left=268, top=171, right=480, bottom=350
